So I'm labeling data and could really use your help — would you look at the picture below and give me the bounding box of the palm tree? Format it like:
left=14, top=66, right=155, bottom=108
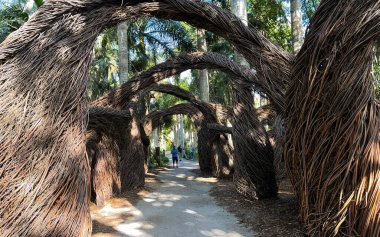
left=88, top=18, right=194, bottom=100
left=117, top=21, right=129, bottom=83
left=197, top=28, right=210, bottom=102
left=231, top=0, right=249, bottom=66
left=290, top=0, right=303, bottom=53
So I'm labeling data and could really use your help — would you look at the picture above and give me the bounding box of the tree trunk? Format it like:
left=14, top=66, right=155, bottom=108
left=153, top=128, right=159, bottom=147
left=231, top=0, right=249, bottom=67
left=117, top=21, right=129, bottom=83
left=197, top=29, right=210, bottom=102
left=290, top=0, right=303, bottom=53
left=179, top=114, right=185, bottom=148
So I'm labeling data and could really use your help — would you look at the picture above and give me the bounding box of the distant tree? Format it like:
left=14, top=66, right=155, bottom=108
left=197, top=28, right=210, bottom=102
left=290, top=0, right=303, bottom=53
left=117, top=21, right=129, bottom=83
left=88, top=18, right=194, bottom=100
left=302, top=0, right=320, bottom=23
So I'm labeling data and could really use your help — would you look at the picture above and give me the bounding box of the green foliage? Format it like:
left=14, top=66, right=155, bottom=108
left=152, top=79, right=189, bottom=131
left=88, top=27, right=119, bottom=100
left=247, top=0, right=292, bottom=51
left=148, top=152, right=169, bottom=169
left=0, top=2, right=28, bottom=43
left=375, top=77, right=380, bottom=99
left=207, top=31, right=234, bottom=55
left=128, top=19, right=194, bottom=75
left=88, top=18, right=194, bottom=100
left=160, top=155, right=169, bottom=165
left=0, top=0, right=45, bottom=43
left=209, top=70, right=232, bottom=105
left=34, top=0, right=43, bottom=7
left=208, top=0, right=230, bottom=9
left=184, top=147, right=198, bottom=160
left=302, top=0, right=320, bottom=24
left=183, top=115, right=193, bottom=131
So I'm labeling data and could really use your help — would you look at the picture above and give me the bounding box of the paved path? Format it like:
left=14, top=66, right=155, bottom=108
left=93, top=160, right=254, bottom=237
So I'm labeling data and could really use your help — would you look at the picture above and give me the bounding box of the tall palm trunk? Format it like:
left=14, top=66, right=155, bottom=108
left=290, top=0, right=303, bottom=53
left=231, top=0, right=249, bottom=67
left=179, top=114, right=185, bottom=148
left=197, top=29, right=210, bottom=102
left=117, top=21, right=129, bottom=83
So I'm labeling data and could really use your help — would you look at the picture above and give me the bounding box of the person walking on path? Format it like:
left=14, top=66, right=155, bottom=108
left=189, top=144, right=194, bottom=160
left=171, top=145, right=179, bottom=168
left=177, top=144, right=183, bottom=161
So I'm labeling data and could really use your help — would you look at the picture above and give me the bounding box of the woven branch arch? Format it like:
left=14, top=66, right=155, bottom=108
left=143, top=103, right=234, bottom=178
left=143, top=104, right=201, bottom=136
left=134, top=83, right=231, bottom=126
left=93, top=51, right=283, bottom=113
left=136, top=80, right=278, bottom=199
left=206, top=123, right=233, bottom=134
left=1, top=0, right=292, bottom=110
left=0, top=4, right=286, bottom=229
left=134, top=83, right=235, bottom=178
left=284, top=0, right=380, bottom=236
left=93, top=52, right=281, bottom=195
left=132, top=83, right=234, bottom=178
left=1, top=0, right=377, bottom=235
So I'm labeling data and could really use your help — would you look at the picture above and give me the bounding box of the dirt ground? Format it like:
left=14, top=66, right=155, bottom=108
left=91, top=162, right=252, bottom=237
left=91, top=164, right=304, bottom=237
left=209, top=176, right=305, bottom=237
left=91, top=169, right=163, bottom=237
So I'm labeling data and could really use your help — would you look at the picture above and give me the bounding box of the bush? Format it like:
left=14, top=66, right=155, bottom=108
left=160, top=155, right=169, bottom=165
left=183, top=147, right=198, bottom=160
left=148, top=150, right=169, bottom=169
left=148, top=156, right=157, bottom=169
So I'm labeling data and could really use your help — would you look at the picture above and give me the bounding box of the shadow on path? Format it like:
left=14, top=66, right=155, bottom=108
left=92, top=160, right=254, bottom=237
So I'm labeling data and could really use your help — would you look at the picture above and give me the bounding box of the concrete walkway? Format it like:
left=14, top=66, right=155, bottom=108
left=93, top=160, right=254, bottom=237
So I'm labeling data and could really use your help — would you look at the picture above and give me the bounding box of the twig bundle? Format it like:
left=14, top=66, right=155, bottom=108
left=284, top=0, right=380, bottom=235
left=231, top=77, right=278, bottom=199
left=87, top=107, right=132, bottom=206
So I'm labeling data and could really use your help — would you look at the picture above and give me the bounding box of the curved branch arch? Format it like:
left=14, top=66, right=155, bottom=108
left=0, top=0, right=292, bottom=92
left=0, top=0, right=291, bottom=235
left=92, top=53, right=282, bottom=195
left=131, top=83, right=232, bottom=122
left=117, top=82, right=234, bottom=176
left=93, top=52, right=280, bottom=197
left=93, top=52, right=284, bottom=113
left=134, top=83, right=233, bottom=177
left=143, top=104, right=203, bottom=136
left=133, top=84, right=235, bottom=177
left=143, top=103, right=234, bottom=178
